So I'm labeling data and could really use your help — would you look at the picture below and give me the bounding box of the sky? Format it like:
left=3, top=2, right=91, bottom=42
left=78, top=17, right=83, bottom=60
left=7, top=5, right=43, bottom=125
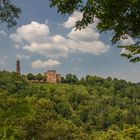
left=0, top=0, right=140, bottom=82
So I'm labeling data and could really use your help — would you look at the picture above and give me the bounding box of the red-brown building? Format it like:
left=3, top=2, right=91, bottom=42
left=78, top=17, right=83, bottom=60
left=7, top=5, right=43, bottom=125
left=45, top=70, right=61, bottom=83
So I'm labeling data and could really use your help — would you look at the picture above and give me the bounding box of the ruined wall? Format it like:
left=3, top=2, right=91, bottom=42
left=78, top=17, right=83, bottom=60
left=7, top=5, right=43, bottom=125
left=46, top=70, right=61, bottom=83
left=56, top=74, right=61, bottom=83
left=46, top=71, right=57, bottom=83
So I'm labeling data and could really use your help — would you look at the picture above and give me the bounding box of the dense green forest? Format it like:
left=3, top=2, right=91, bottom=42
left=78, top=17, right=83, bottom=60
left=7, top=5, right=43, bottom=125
left=0, top=71, right=140, bottom=140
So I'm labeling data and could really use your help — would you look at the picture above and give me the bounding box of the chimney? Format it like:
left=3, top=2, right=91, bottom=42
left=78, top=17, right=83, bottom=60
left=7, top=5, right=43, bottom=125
left=16, top=60, right=20, bottom=74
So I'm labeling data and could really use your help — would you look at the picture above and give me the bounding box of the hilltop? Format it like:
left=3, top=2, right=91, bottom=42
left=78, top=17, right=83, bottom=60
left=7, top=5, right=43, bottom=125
left=0, top=71, right=140, bottom=139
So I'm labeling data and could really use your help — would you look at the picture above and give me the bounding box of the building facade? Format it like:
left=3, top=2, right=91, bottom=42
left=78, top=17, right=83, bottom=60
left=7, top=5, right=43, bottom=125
left=45, top=70, right=61, bottom=83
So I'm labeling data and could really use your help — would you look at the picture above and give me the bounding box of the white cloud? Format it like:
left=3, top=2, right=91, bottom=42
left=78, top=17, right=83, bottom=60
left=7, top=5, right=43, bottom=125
left=78, top=41, right=109, bottom=55
left=120, top=48, right=130, bottom=55
left=68, top=26, right=100, bottom=41
left=63, top=11, right=99, bottom=29
left=120, top=35, right=135, bottom=55
left=31, top=59, right=61, bottom=69
left=0, top=30, right=7, bottom=36
left=63, top=11, right=83, bottom=28
left=66, top=14, right=100, bottom=43
left=10, top=13, right=109, bottom=59
left=10, top=21, right=49, bottom=43
left=120, top=34, right=135, bottom=46
left=63, top=12, right=108, bottom=55
left=66, top=40, right=109, bottom=55
left=23, top=42, right=69, bottom=58
left=51, top=35, right=66, bottom=43
left=10, top=22, right=69, bottom=58
left=16, top=54, right=30, bottom=60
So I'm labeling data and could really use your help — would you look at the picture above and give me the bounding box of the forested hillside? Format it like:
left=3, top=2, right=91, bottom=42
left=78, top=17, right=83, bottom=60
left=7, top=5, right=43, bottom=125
left=0, top=71, right=140, bottom=140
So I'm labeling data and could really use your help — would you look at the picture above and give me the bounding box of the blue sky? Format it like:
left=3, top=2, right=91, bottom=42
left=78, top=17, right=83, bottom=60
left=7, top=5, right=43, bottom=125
left=0, top=0, right=140, bottom=82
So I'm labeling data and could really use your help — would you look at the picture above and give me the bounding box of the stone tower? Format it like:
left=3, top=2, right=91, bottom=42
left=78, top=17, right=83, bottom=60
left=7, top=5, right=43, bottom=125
left=16, top=60, right=20, bottom=74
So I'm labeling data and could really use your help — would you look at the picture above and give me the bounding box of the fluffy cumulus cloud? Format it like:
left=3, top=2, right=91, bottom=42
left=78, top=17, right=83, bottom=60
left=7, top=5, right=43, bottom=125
left=120, top=34, right=135, bottom=55
left=63, top=11, right=83, bottom=28
left=23, top=42, right=69, bottom=58
left=72, top=41, right=109, bottom=55
left=10, top=12, right=110, bottom=60
left=120, top=34, right=135, bottom=46
left=68, top=27, right=100, bottom=41
left=10, top=21, right=49, bottom=43
left=120, top=48, right=130, bottom=55
left=31, top=59, right=61, bottom=69
left=63, top=11, right=99, bottom=29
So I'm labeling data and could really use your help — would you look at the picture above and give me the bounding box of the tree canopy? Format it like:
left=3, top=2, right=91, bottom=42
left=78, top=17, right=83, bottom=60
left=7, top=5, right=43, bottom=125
left=0, top=0, right=21, bottom=27
left=50, top=0, right=140, bottom=62
left=0, top=71, right=140, bottom=139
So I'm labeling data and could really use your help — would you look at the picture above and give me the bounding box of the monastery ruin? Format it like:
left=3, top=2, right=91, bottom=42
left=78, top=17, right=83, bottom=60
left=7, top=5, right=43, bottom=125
left=45, top=70, right=61, bottom=83
left=16, top=60, right=61, bottom=83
